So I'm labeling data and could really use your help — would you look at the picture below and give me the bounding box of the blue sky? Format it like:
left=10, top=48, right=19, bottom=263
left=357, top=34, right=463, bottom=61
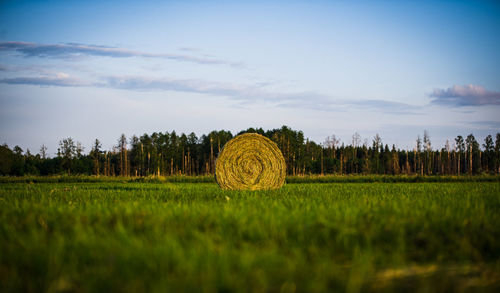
left=1, top=0, right=499, bottom=155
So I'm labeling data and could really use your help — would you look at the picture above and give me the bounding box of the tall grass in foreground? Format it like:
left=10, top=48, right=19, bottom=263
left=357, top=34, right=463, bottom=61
left=1, top=182, right=500, bottom=292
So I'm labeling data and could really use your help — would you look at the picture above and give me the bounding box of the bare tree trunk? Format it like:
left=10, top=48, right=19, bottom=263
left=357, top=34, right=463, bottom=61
left=187, top=148, right=191, bottom=175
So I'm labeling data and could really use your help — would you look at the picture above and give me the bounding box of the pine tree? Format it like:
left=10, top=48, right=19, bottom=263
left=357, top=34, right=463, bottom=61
left=483, top=135, right=494, bottom=173
left=91, top=139, right=102, bottom=176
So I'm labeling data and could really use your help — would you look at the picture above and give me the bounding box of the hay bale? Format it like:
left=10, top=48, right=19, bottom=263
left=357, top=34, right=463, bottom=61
left=215, top=133, right=286, bottom=190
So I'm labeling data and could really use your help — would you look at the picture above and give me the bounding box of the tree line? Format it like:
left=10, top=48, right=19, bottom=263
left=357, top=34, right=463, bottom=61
left=1, top=126, right=499, bottom=176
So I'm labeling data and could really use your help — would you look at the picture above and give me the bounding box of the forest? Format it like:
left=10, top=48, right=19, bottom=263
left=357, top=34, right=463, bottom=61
left=1, top=126, right=499, bottom=176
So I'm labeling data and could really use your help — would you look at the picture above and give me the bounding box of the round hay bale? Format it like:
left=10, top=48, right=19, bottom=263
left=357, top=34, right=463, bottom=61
left=215, top=133, right=286, bottom=190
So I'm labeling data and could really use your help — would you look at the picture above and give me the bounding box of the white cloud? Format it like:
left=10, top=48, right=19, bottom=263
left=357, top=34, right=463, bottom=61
left=430, top=84, right=500, bottom=106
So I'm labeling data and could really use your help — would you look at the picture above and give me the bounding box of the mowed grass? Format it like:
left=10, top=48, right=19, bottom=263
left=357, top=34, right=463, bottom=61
left=1, top=181, right=500, bottom=292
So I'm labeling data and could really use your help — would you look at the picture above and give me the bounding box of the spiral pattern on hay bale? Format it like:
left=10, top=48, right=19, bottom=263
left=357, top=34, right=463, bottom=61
left=215, top=133, right=286, bottom=190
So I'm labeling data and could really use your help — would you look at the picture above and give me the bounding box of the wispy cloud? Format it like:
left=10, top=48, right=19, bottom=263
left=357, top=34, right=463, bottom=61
left=95, top=76, right=423, bottom=114
left=467, top=120, right=500, bottom=129
left=430, top=84, right=500, bottom=106
left=103, top=76, right=312, bottom=103
left=104, top=76, right=243, bottom=96
left=0, top=74, right=420, bottom=114
left=178, top=47, right=200, bottom=52
left=0, top=41, right=244, bottom=68
left=103, top=77, right=420, bottom=114
left=0, top=73, right=90, bottom=87
left=276, top=95, right=421, bottom=114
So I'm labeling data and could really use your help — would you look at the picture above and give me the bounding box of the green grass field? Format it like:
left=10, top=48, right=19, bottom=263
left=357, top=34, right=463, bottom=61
left=1, top=180, right=500, bottom=292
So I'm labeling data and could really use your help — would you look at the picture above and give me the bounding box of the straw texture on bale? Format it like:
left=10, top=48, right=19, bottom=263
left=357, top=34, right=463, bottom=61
left=215, top=133, right=286, bottom=190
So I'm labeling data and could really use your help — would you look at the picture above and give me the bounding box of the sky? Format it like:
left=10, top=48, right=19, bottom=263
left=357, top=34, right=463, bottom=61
left=1, top=0, right=499, bottom=156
